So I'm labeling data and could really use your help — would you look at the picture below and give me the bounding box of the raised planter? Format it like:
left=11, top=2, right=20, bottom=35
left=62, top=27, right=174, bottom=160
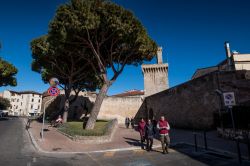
left=58, top=119, right=118, bottom=144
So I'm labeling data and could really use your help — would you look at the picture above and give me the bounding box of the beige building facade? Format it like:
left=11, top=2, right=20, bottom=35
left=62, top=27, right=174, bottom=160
left=3, top=90, right=42, bottom=116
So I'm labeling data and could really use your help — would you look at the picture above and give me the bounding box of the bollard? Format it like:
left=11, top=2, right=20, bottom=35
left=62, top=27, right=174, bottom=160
left=194, top=133, right=198, bottom=152
left=204, top=131, right=208, bottom=150
left=236, top=138, right=242, bottom=164
left=246, top=133, right=250, bottom=160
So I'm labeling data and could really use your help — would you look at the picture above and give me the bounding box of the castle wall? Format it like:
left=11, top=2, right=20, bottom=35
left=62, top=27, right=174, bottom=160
left=43, top=93, right=143, bottom=124
left=135, top=70, right=250, bottom=129
left=98, top=96, right=143, bottom=124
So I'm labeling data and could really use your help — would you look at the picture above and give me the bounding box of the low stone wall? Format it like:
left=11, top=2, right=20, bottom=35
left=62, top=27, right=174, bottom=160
left=58, top=119, right=118, bottom=144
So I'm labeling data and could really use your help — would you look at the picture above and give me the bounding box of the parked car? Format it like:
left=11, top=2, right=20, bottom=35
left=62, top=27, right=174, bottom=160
left=0, top=110, right=8, bottom=117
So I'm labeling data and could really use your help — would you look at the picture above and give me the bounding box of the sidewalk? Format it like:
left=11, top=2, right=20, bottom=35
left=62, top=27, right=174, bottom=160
left=27, top=119, right=249, bottom=158
left=28, top=120, right=161, bottom=153
left=170, top=129, right=249, bottom=158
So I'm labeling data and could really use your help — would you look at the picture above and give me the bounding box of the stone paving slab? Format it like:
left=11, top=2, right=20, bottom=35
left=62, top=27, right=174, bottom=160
left=28, top=120, right=161, bottom=153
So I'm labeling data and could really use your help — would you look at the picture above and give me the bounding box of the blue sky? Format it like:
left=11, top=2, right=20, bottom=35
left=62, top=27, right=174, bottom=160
left=0, top=0, right=250, bottom=95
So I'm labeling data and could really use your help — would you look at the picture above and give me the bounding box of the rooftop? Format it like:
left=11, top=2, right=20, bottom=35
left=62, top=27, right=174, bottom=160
left=8, top=90, right=42, bottom=95
left=112, top=89, right=144, bottom=97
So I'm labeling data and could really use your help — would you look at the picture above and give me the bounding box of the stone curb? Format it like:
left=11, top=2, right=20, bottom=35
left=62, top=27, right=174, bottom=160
left=22, top=118, right=46, bottom=154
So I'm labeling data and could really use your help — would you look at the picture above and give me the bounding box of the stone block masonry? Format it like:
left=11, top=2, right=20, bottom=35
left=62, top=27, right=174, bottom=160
left=142, top=47, right=169, bottom=97
left=136, top=70, right=250, bottom=129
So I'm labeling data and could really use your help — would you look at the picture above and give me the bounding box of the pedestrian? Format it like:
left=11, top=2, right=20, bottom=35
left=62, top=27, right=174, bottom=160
left=125, top=117, right=130, bottom=128
left=130, top=117, right=135, bottom=129
left=157, top=116, right=170, bottom=154
left=138, top=118, right=146, bottom=149
left=145, top=119, right=154, bottom=151
left=152, top=117, right=158, bottom=137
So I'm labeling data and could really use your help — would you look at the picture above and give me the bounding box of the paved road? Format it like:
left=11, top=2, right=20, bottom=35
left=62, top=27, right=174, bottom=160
left=0, top=117, right=249, bottom=166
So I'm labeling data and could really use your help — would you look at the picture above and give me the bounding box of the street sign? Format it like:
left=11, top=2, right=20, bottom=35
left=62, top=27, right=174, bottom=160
left=223, top=92, right=236, bottom=106
left=49, top=77, right=59, bottom=87
left=47, top=86, right=60, bottom=96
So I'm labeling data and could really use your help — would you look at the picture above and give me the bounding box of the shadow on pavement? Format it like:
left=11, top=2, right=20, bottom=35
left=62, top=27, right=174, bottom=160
left=171, top=143, right=250, bottom=166
left=124, top=137, right=141, bottom=147
left=0, top=117, right=9, bottom=121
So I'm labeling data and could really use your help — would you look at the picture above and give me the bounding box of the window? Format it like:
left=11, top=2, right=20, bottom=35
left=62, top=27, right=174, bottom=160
left=21, top=102, right=22, bottom=106
left=11, top=93, right=14, bottom=96
left=31, top=98, right=34, bottom=102
left=31, top=105, right=33, bottom=109
left=38, top=105, right=40, bottom=109
left=16, top=106, right=18, bottom=109
left=17, top=99, right=19, bottom=102
left=32, top=94, right=34, bottom=97
left=38, top=99, right=40, bottom=102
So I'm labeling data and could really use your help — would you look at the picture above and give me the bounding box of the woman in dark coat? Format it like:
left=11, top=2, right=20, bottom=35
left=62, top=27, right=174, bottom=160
left=125, top=117, right=130, bottom=128
left=145, top=119, right=154, bottom=151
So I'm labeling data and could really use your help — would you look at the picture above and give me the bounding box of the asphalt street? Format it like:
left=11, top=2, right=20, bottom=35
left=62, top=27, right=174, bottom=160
left=0, top=117, right=249, bottom=166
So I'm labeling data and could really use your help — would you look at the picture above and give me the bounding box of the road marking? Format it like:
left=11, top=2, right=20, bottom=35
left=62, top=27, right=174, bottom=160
left=27, top=162, right=31, bottom=166
left=33, top=157, right=37, bottom=162
left=133, top=149, right=145, bottom=155
left=86, top=154, right=102, bottom=166
left=103, top=151, right=115, bottom=157
left=154, top=147, right=176, bottom=153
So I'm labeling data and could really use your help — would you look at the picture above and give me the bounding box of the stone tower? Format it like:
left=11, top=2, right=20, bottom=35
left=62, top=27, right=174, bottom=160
left=142, top=47, right=169, bottom=97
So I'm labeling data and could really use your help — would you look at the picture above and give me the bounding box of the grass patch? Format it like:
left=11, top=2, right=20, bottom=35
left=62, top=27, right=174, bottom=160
left=58, top=120, right=110, bottom=136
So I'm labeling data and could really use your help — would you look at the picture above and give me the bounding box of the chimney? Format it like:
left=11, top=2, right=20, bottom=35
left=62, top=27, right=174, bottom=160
left=224, top=41, right=233, bottom=71
left=157, top=47, right=163, bottom=64
left=224, top=41, right=231, bottom=58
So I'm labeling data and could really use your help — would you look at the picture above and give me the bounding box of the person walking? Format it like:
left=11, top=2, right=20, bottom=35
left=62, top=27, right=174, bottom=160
left=130, top=117, right=135, bottom=129
left=145, top=119, right=154, bottom=151
left=138, top=118, right=146, bottom=149
left=157, top=116, right=170, bottom=154
left=152, top=117, right=158, bottom=138
left=125, top=117, right=130, bottom=128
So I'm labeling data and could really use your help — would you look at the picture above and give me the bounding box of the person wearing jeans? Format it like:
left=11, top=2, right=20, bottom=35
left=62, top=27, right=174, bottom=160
left=157, top=116, right=170, bottom=154
left=145, top=119, right=154, bottom=151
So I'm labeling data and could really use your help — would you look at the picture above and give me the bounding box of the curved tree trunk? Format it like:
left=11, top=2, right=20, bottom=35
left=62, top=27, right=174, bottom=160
left=85, top=83, right=109, bottom=129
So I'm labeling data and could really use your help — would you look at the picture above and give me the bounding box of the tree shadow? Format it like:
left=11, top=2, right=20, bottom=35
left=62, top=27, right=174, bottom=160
left=124, top=137, right=141, bottom=147
left=41, top=94, right=94, bottom=123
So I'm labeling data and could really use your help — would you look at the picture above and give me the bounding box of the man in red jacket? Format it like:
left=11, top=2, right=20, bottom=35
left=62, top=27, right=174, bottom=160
left=157, top=116, right=170, bottom=154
